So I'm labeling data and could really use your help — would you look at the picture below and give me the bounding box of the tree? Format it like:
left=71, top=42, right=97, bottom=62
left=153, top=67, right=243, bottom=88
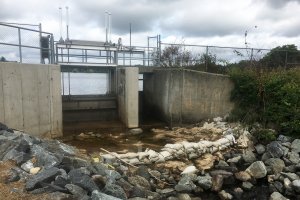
left=260, top=44, right=300, bottom=68
left=0, top=56, right=7, bottom=62
left=158, top=45, right=194, bottom=67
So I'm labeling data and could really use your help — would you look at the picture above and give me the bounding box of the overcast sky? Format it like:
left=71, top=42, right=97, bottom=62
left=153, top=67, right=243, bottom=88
left=1, top=0, right=300, bottom=49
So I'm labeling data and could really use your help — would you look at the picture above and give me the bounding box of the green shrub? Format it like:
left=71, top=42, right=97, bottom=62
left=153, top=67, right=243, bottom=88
left=229, top=67, right=300, bottom=136
left=252, top=128, right=277, bottom=144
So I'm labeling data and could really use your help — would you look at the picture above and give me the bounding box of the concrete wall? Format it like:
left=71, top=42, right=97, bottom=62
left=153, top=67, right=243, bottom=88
left=62, top=95, right=118, bottom=122
left=0, top=62, right=62, bottom=138
left=144, top=69, right=234, bottom=125
left=117, top=67, right=139, bottom=128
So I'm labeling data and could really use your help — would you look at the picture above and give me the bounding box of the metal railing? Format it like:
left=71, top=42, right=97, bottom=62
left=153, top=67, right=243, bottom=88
left=0, top=23, right=55, bottom=64
left=159, top=43, right=300, bottom=70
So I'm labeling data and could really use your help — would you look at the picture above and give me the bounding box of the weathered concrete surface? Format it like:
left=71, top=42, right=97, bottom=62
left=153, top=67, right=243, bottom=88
left=0, top=62, right=62, bottom=138
left=144, top=69, right=234, bottom=124
left=117, top=67, right=139, bottom=128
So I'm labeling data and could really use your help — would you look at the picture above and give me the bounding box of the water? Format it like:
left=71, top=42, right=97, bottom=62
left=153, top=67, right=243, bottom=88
left=61, top=73, right=144, bottom=95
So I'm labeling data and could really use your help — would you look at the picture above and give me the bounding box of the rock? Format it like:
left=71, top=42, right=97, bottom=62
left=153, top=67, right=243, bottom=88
left=261, top=152, right=272, bottom=162
left=194, top=153, right=215, bottom=170
left=216, top=160, right=229, bottom=167
left=246, top=161, right=267, bottom=179
left=227, top=156, right=241, bottom=163
left=129, top=128, right=143, bottom=135
left=93, top=163, right=109, bottom=176
left=68, top=169, right=99, bottom=193
left=53, top=175, right=70, bottom=188
left=181, top=166, right=198, bottom=175
left=211, top=175, right=223, bottom=192
left=105, top=170, right=122, bottom=182
left=292, top=180, right=300, bottom=193
left=277, top=135, right=292, bottom=143
left=270, top=181, right=284, bottom=193
left=255, top=144, right=266, bottom=155
left=128, top=175, right=151, bottom=190
left=234, top=171, right=251, bottom=182
left=218, top=190, right=233, bottom=200
left=265, top=158, right=285, bottom=174
left=242, top=181, right=253, bottom=190
left=242, top=150, right=256, bottom=163
left=130, top=186, right=147, bottom=198
left=267, top=141, right=284, bottom=158
left=291, top=139, right=300, bottom=153
left=280, top=172, right=300, bottom=181
left=41, top=140, right=77, bottom=156
left=232, top=187, right=243, bottom=199
left=91, top=190, right=122, bottom=200
left=103, top=182, right=127, bottom=200
left=21, top=160, right=34, bottom=172
left=65, top=184, right=89, bottom=200
left=6, top=168, right=20, bottom=183
left=210, top=170, right=233, bottom=178
left=269, top=192, right=289, bottom=200
left=47, top=192, right=72, bottom=200
left=26, top=167, right=61, bottom=191
left=286, top=152, right=300, bottom=164
left=156, top=188, right=176, bottom=198
left=0, top=122, right=9, bottom=131
left=31, top=144, right=60, bottom=169
left=30, top=167, right=41, bottom=175
left=135, top=166, right=151, bottom=180
left=196, top=174, right=212, bottom=190
left=177, top=193, right=192, bottom=200
left=283, top=178, right=292, bottom=191
left=175, top=175, right=197, bottom=192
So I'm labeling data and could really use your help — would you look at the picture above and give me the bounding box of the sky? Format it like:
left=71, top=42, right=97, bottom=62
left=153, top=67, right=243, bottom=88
left=1, top=0, right=300, bottom=50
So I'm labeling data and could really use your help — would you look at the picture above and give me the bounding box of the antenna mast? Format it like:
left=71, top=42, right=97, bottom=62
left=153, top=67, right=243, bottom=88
left=66, top=6, right=69, bottom=41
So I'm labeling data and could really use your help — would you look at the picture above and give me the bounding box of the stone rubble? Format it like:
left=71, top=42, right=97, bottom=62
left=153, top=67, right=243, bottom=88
left=1, top=118, right=300, bottom=200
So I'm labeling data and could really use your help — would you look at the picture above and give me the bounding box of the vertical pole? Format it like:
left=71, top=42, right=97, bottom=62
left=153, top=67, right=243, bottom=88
left=62, top=73, right=65, bottom=96
left=285, top=51, right=288, bottom=69
left=66, top=6, right=69, bottom=41
left=147, top=37, right=150, bottom=66
left=158, top=34, right=161, bottom=66
left=50, top=34, right=55, bottom=64
left=39, top=23, right=43, bottom=64
left=68, top=72, right=71, bottom=96
left=205, top=46, right=208, bottom=72
left=250, top=48, right=254, bottom=66
left=130, top=23, right=132, bottom=66
left=18, top=28, right=22, bottom=63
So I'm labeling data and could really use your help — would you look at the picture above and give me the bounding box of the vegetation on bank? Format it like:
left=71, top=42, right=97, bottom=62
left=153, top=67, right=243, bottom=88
left=229, top=67, right=300, bottom=136
left=157, top=43, right=300, bottom=136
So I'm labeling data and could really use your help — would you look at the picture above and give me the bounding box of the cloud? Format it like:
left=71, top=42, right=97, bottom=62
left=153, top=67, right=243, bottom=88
left=265, top=0, right=300, bottom=8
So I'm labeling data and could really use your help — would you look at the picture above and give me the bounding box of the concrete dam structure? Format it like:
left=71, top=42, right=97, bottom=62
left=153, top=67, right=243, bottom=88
left=0, top=61, right=233, bottom=138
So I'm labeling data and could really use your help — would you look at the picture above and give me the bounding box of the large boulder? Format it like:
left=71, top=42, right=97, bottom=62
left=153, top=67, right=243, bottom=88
left=267, top=141, right=284, bottom=158
left=68, top=168, right=99, bottom=193
left=291, top=139, right=300, bottom=153
left=26, top=167, right=61, bottom=191
left=265, top=158, right=285, bottom=174
left=246, top=161, right=267, bottom=179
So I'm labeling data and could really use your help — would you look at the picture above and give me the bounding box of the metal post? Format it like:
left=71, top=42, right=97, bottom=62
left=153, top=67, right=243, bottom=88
left=18, top=28, right=22, bottom=63
left=39, top=23, right=43, bottom=64
left=285, top=51, right=288, bottom=69
left=250, top=48, right=253, bottom=66
left=50, top=34, right=55, bottom=64
left=147, top=37, right=149, bottom=66
left=62, top=73, right=65, bottom=95
left=205, top=46, right=208, bottom=72
left=158, top=34, right=161, bottom=66
left=68, top=72, right=71, bottom=96
left=129, top=23, right=132, bottom=66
